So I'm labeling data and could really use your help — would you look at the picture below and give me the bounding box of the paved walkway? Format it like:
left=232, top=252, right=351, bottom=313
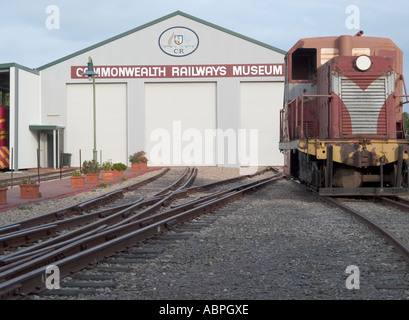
left=0, top=167, right=162, bottom=213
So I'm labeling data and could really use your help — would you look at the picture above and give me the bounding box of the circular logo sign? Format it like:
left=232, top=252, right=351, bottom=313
left=158, top=26, right=199, bottom=57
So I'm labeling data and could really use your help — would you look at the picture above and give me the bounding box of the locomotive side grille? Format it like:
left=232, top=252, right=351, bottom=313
left=340, top=76, right=387, bottom=135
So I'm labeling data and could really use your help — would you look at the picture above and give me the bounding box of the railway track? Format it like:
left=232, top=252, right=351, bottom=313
left=321, top=195, right=409, bottom=267
left=0, top=168, right=75, bottom=187
left=289, top=175, right=409, bottom=276
left=37, top=205, right=240, bottom=298
left=0, top=166, right=284, bottom=299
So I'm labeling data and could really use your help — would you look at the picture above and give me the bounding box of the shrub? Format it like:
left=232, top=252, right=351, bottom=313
left=72, top=169, right=82, bottom=177
left=102, top=160, right=113, bottom=171
left=21, top=177, right=36, bottom=185
left=82, top=160, right=100, bottom=174
left=129, top=151, right=148, bottom=164
left=112, top=162, right=127, bottom=171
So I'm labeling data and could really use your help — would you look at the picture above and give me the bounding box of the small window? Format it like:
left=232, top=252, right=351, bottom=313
left=291, top=48, right=317, bottom=80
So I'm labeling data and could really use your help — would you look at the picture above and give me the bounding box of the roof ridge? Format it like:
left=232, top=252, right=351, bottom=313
left=37, top=10, right=286, bottom=71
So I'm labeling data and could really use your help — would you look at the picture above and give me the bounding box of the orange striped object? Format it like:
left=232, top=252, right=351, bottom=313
left=0, top=147, right=9, bottom=169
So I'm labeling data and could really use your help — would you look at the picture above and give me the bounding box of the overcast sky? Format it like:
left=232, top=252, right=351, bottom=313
left=1, top=0, right=408, bottom=77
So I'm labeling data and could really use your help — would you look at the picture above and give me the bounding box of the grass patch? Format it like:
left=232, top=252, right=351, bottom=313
left=18, top=205, right=32, bottom=210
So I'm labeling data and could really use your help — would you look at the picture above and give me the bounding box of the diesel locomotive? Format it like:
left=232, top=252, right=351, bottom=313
left=279, top=31, right=409, bottom=195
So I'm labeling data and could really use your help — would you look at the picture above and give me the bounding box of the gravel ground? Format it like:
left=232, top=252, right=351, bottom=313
left=47, top=177, right=409, bottom=300
left=6, top=167, right=409, bottom=301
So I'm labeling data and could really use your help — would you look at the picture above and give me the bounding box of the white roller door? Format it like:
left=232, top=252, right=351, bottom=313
left=145, top=82, right=216, bottom=166
left=240, top=82, right=284, bottom=166
left=66, top=83, right=127, bottom=166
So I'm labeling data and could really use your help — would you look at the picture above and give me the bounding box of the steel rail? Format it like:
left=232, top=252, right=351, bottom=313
left=0, top=167, right=271, bottom=263
left=0, top=174, right=283, bottom=298
left=0, top=190, right=122, bottom=236
left=320, top=196, right=409, bottom=266
left=0, top=199, right=147, bottom=253
left=182, top=167, right=273, bottom=194
left=0, top=173, right=283, bottom=299
left=177, top=167, right=198, bottom=190
left=152, top=167, right=191, bottom=196
left=0, top=167, right=266, bottom=262
left=108, top=175, right=277, bottom=230
left=284, top=175, right=409, bottom=270
left=0, top=169, right=76, bottom=188
left=0, top=167, right=196, bottom=260
left=375, top=196, right=409, bottom=212
left=0, top=168, right=194, bottom=254
left=104, top=167, right=274, bottom=229
left=0, top=166, right=187, bottom=250
left=0, top=225, right=108, bottom=273
left=0, top=167, right=171, bottom=236
left=1, top=165, right=266, bottom=241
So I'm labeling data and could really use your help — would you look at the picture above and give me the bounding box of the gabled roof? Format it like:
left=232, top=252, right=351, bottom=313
left=0, top=63, right=39, bottom=75
left=36, top=10, right=286, bottom=71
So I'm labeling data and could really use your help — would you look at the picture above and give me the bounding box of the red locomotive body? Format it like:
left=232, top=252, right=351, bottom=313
left=279, top=32, right=409, bottom=195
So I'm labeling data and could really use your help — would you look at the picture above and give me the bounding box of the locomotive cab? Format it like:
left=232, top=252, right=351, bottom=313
left=279, top=32, right=409, bottom=196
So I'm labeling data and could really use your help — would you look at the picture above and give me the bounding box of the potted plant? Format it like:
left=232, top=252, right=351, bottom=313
left=19, top=177, right=40, bottom=199
left=82, top=160, right=100, bottom=185
left=71, top=169, right=85, bottom=188
left=129, top=151, right=148, bottom=171
left=102, top=160, right=114, bottom=182
left=0, top=182, right=8, bottom=205
left=112, top=162, right=127, bottom=178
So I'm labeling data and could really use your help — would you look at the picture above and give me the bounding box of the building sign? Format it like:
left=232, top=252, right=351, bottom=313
left=71, top=64, right=284, bottom=79
left=158, top=26, right=199, bottom=57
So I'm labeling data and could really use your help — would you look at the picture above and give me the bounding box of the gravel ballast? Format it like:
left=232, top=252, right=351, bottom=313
left=96, top=179, right=409, bottom=300
left=4, top=167, right=409, bottom=300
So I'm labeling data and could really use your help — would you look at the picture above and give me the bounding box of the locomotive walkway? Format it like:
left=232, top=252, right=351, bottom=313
left=0, top=167, right=162, bottom=213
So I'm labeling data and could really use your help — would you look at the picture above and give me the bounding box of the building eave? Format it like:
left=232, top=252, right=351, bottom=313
left=0, top=63, right=39, bottom=75
left=36, top=10, right=286, bottom=71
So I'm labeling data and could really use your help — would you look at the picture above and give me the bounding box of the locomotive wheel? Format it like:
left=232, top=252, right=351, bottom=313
left=333, top=167, right=362, bottom=188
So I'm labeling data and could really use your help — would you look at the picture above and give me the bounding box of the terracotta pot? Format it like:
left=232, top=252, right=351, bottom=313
left=71, top=176, right=85, bottom=188
left=0, top=187, right=7, bottom=204
left=102, top=170, right=114, bottom=182
left=113, top=169, right=123, bottom=178
left=131, top=163, right=147, bottom=171
left=20, top=184, right=40, bottom=199
left=86, top=173, right=99, bottom=185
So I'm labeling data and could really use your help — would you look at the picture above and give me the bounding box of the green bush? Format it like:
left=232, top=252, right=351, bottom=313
left=102, top=161, right=113, bottom=171
left=82, top=160, right=100, bottom=174
left=72, top=169, right=82, bottom=177
left=112, top=162, right=127, bottom=171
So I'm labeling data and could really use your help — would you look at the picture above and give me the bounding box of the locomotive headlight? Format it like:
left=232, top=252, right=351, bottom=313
left=355, top=55, right=372, bottom=71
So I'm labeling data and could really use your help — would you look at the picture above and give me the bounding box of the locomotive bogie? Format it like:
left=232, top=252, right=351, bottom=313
left=288, top=147, right=408, bottom=195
